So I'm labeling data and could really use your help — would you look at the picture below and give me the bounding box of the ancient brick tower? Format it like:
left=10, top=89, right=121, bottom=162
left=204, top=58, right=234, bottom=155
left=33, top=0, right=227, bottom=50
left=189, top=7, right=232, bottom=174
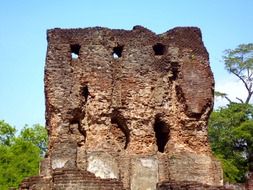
left=20, top=26, right=225, bottom=190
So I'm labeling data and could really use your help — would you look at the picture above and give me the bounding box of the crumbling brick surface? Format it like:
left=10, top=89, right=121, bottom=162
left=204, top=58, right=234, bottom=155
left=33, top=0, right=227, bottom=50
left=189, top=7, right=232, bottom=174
left=20, top=26, right=225, bottom=190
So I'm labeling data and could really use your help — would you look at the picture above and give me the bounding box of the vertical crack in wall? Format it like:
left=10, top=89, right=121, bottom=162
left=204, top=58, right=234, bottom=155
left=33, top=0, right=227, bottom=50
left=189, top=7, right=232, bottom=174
left=82, top=85, right=89, bottom=102
left=110, top=45, right=129, bottom=149
left=169, top=62, right=180, bottom=81
left=111, top=46, right=123, bottom=108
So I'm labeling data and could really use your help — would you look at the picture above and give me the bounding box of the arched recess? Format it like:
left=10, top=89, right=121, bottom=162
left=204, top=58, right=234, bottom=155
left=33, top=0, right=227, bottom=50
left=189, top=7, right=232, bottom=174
left=69, top=108, right=86, bottom=146
left=154, top=114, right=170, bottom=153
left=111, top=109, right=130, bottom=149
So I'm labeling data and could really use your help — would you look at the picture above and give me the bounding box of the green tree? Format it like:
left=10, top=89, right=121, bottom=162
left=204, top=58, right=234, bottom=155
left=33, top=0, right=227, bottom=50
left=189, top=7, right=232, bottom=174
left=0, top=140, right=41, bottom=189
left=209, top=103, right=253, bottom=182
left=20, top=124, right=48, bottom=155
left=221, top=43, right=253, bottom=104
left=0, top=120, right=16, bottom=146
left=0, top=121, right=48, bottom=190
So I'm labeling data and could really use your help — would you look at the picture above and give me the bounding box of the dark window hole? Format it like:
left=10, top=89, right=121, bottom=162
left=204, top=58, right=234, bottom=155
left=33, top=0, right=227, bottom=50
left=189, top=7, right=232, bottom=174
left=70, top=44, right=81, bottom=59
left=153, top=43, right=166, bottom=55
left=112, top=45, right=124, bottom=59
left=154, top=114, right=170, bottom=153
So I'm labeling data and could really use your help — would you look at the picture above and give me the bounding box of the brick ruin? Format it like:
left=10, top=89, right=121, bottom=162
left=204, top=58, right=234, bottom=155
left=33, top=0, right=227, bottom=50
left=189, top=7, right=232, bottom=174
left=20, top=26, right=231, bottom=190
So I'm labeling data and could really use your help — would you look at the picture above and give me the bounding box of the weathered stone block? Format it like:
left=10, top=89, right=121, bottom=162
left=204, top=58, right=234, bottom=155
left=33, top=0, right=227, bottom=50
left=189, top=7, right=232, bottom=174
left=87, top=152, right=119, bottom=179
left=166, top=152, right=223, bottom=186
left=131, top=157, right=158, bottom=190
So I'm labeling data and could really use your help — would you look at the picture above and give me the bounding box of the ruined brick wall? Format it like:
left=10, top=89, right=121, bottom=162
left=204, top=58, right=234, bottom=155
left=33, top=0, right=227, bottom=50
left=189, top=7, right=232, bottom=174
left=20, top=26, right=225, bottom=190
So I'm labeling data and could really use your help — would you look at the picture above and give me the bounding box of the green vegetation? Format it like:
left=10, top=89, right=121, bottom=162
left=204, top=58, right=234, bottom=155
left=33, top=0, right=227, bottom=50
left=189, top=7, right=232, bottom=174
left=208, top=103, right=253, bottom=182
left=209, top=43, right=253, bottom=183
left=0, top=121, right=48, bottom=190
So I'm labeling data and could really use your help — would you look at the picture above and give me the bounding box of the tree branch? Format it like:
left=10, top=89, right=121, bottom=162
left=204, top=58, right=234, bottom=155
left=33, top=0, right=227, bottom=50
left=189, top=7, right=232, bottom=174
left=247, top=67, right=250, bottom=79
left=230, top=69, right=250, bottom=92
left=245, top=91, right=253, bottom=104
left=236, top=97, right=244, bottom=103
left=225, top=96, right=233, bottom=104
left=249, top=72, right=253, bottom=80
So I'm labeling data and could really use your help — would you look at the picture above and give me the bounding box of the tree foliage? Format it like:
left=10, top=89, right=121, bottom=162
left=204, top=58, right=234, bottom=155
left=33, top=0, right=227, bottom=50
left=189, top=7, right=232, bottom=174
left=208, top=103, right=253, bottom=183
left=20, top=124, right=48, bottom=156
left=222, top=43, right=253, bottom=104
left=0, top=121, right=48, bottom=190
left=0, top=120, right=16, bottom=146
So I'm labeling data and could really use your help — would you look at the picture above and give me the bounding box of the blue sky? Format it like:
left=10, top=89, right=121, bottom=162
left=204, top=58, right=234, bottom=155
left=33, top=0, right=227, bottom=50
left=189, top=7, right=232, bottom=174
left=0, top=0, right=253, bottom=130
